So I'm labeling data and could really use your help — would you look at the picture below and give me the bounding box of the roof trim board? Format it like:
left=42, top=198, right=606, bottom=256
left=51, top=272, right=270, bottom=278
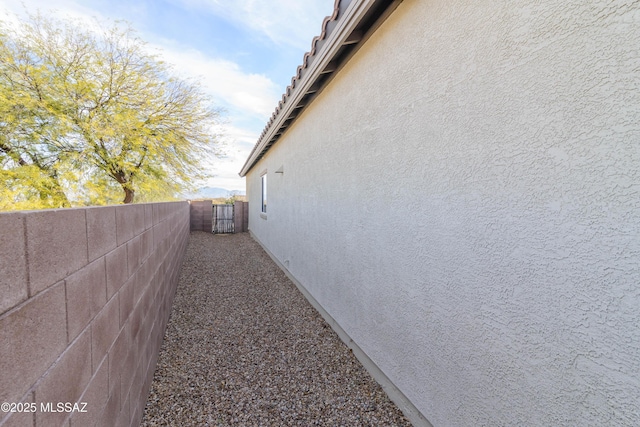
left=239, top=0, right=402, bottom=177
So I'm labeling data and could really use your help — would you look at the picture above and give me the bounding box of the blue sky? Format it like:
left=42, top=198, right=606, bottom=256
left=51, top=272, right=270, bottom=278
left=0, top=0, right=335, bottom=192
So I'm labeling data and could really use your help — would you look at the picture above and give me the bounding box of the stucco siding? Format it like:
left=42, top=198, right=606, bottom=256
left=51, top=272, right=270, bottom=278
left=246, top=0, right=640, bottom=425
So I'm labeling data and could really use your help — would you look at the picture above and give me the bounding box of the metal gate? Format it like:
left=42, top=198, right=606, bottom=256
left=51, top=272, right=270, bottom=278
left=212, top=204, right=234, bottom=234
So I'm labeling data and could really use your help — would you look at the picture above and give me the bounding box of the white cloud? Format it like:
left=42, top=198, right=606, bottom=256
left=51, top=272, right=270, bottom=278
left=198, top=124, right=254, bottom=191
left=204, top=123, right=259, bottom=187
left=153, top=46, right=281, bottom=188
left=220, top=124, right=262, bottom=148
left=156, top=46, right=280, bottom=119
left=0, top=0, right=102, bottom=26
left=173, top=0, right=336, bottom=51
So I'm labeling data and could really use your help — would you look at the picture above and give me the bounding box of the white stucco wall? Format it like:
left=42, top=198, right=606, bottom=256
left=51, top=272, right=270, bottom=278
left=246, top=0, right=640, bottom=425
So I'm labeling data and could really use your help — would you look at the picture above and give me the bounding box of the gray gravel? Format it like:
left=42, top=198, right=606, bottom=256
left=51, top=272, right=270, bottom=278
left=141, top=232, right=412, bottom=426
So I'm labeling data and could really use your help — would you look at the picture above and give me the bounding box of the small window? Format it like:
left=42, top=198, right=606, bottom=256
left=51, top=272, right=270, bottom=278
left=261, top=173, right=267, bottom=214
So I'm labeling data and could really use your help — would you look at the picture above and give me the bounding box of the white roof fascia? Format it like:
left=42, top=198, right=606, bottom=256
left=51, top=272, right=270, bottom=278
left=239, top=0, right=378, bottom=177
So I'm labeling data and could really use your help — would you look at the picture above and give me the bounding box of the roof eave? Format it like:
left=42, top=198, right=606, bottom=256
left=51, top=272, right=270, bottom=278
left=239, top=0, right=402, bottom=177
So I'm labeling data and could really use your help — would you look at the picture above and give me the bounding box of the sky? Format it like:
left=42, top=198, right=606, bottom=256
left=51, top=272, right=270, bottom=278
left=0, top=0, right=336, bottom=192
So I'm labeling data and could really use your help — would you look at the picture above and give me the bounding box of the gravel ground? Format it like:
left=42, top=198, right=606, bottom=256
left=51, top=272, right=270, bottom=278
left=141, top=232, right=412, bottom=426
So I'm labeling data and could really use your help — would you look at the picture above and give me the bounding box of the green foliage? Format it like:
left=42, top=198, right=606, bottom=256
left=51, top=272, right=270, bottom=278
left=0, top=164, right=71, bottom=210
left=224, top=192, right=247, bottom=205
left=224, top=194, right=238, bottom=205
left=0, top=12, right=222, bottom=210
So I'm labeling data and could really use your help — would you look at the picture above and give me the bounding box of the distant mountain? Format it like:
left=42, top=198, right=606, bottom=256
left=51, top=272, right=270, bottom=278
left=185, top=187, right=245, bottom=199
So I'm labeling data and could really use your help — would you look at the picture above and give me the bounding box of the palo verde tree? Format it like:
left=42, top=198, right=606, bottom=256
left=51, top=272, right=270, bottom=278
left=0, top=12, right=222, bottom=209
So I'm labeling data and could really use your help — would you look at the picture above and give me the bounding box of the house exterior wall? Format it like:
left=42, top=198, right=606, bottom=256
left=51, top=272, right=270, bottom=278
left=246, top=0, right=640, bottom=425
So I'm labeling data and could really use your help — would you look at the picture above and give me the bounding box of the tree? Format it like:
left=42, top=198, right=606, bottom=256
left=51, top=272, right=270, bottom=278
left=0, top=12, right=222, bottom=209
left=224, top=191, right=246, bottom=205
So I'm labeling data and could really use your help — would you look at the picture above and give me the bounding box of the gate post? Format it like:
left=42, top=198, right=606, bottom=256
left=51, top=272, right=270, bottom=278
left=190, top=200, right=213, bottom=232
left=234, top=201, right=249, bottom=233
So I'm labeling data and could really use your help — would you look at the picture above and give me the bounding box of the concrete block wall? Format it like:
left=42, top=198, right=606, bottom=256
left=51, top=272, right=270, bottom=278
left=0, top=201, right=190, bottom=427
left=233, top=201, right=249, bottom=233
left=189, top=200, right=212, bottom=232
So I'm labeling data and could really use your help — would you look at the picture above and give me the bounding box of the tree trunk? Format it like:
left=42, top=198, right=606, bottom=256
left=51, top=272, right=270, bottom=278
left=122, top=187, right=135, bottom=204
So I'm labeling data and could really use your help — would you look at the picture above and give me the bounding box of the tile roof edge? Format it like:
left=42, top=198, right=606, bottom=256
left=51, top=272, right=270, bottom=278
left=239, top=0, right=343, bottom=177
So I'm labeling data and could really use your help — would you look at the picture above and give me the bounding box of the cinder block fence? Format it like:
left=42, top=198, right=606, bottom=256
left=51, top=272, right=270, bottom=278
left=189, top=200, right=212, bottom=232
left=0, top=202, right=190, bottom=427
left=190, top=200, right=248, bottom=233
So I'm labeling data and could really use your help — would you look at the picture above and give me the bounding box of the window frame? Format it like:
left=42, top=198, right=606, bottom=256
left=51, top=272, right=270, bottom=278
left=260, top=172, right=267, bottom=216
